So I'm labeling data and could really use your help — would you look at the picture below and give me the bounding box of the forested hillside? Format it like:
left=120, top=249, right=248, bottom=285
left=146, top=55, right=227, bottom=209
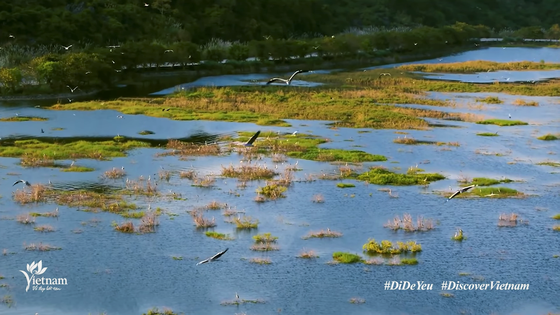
left=0, top=0, right=552, bottom=46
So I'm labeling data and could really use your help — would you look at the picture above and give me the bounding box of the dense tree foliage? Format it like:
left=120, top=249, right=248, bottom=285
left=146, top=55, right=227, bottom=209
left=0, top=0, right=554, bottom=46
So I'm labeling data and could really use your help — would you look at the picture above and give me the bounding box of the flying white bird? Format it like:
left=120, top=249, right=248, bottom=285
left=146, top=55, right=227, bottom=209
left=164, top=50, right=174, bottom=53
left=196, top=248, right=228, bottom=265
left=62, top=45, right=72, bottom=50
left=447, top=184, right=477, bottom=201
left=266, top=70, right=309, bottom=85
left=379, top=73, right=391, bottom=77
left=66, top=85, right=78, bottom=93
left=13, top=179, right=31, bottom=187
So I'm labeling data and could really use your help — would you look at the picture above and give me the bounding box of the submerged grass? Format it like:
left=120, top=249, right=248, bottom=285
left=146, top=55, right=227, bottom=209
left=470, top=177, right=513, bottom=186
left=477, top=132, right=499, bottom=137
left=205, top=231, right=233, bottom=240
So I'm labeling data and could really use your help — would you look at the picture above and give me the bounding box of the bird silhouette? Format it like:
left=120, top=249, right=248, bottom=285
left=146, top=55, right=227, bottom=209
left=266, top=70, right=309, bottom=85
left=196, top=248, right=229, bottom=265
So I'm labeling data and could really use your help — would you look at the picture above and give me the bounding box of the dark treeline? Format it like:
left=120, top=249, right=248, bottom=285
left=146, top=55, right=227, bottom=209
left=0, top=0, right=555, bottom=45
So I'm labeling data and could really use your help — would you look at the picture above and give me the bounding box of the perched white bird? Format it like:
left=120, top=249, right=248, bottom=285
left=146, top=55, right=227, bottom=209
left=447, top=184, right=477, bottom=201
left=13, top=179, right=31, bottom=187
left=266, top=70, right=309, bottom=85
left=196, top=248, right=228, bottom=265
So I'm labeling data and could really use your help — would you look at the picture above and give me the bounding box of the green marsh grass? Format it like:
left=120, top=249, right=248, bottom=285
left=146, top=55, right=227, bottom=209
left=302, top=229, right=342, bottom=239
left=397, top=60, right=560, bottom=73
left=49, top=85, right=480, bottom=130
left=205, top=231, right=233, bottom=240
left=332, top=252, right=362, bottom=264
left=362, top=239, right=422, bottom=255
left=477, top=132, right=499, bottom=136
left=552, top=214, right=560, bottom=220
left=445, top=186, right=524, bottom=199
left=0, top=116, right=48, bottom=122
left=476, top=119, right=528, bottom=126
left=476, top=96, right=503, bottom=104
left=251, top=233, right=279, bottom=251
left=401, top=258, right=419, bottom=265
left=0, top=139, right=151, bottom=161
left=452, top=229, right=465, bottom=241
left=538, top=134, right=559, bottom=141
left=172, top=256, right=183, bottom=260
left=232, top=215, right=259, bottom=229
left=255, top=184, right=287, bottom=201
left=350, top=166, right=445, bottom=185
left=61, top=165, right=94, bottom=172
left=470, top=177, right=513, bottom=186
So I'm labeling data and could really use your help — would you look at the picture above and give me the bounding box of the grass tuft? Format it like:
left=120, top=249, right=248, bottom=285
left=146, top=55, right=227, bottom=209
left=362, top=239, right=422, bottom=255
left=537, top=134, right=559, bottom=141
left=205, top=231, right=233, bottom=240
left=332, top=252, right=362, bottom=264
left=476, top=119, right=528, bottom=126
left=303, top=229, right=342, bottom=239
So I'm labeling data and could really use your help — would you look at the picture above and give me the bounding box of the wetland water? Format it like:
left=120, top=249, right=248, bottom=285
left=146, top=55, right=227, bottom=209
left=0, top=47, right=559, bottom=315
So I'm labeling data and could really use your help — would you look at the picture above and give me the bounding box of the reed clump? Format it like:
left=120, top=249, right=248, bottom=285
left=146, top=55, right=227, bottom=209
left=12, top=184, right=49, bottom=204
left=362, top=239, right=422, bottom=255
left=191, top=176, right=216, bottom=188
left=384, top=214, right=435, bottom=232
left=158, top=139, right=221, bottom=157
left=232, top=215, right=259, bottom=229
left=206, top=200, right=227, bottom=210
left=179, top=169, right=196, bottom=179
left=303, top=229, right=342, bottom=239
left=256, top=184, right=287, bottom=200
left=114, top=221, right=135, bottom=233
left=16, top=213, right=36, bottom=224
left=190, top=211, right=216, bottom=228
left=251, top=233, right=279, bottom=251
left=512, top=99, right=539, bottom=106
left=142, top=307, right=179, bottom=315
left=23, top=242, right=61, bottom=251
left=498, top=213, right=521, bottom=227
left=221, top=164, right=277, bottom=180
left=139, top=211, right=160, bottom=233
left=124, top=177, right=158, bottom=196
left=20, top=153, right=55, bottom=167
left=452, top=229, right=465, bottom=241
left=55, top=190, right=137, bottom=213
left=350, top=298, right=366, bottom=304
left=103, top=167, right=126, bottom=179
left=297, top=249, right=319, bottom=259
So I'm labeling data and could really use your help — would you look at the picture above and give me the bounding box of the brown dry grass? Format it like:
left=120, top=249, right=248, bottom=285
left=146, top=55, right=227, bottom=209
left=103, top=167, right=126, bottom=179
left=12, top=184, right=49, bottom=204
left=115, top=221, right=135, bottom=233
left=498, top=213, right=521, bottom=227
left=139, top=211, right=159, bottom=233
left=312, top=194, right=325, bottom=203
left=33, top=225, right=55, bottom=232
left=158, top=140, right=221, bottom=157
left=190, top=210, right=216, bottom=228
left=221, top=164, right=277, bottom=180
left=298, top=249, right=319, bottom=258
left=125, top=177, right=158, bottom=196
left=303, top=229, right=342, bottom=239
left=384, top=214, right=435, bottom=232
left=16, top=214, right=36, bottom=224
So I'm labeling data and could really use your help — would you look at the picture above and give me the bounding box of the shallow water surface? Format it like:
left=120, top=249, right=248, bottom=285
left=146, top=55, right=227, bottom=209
left=0, top=49, right=559, bottom=315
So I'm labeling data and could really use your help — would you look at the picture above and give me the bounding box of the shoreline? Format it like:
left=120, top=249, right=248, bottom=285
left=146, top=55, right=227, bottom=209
left=0, top=43, right=548, bottom=102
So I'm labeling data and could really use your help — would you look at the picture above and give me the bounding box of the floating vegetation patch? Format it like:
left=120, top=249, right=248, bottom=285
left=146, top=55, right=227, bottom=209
left=512, top=99, right=539, bottom=106
left=255, top=184, right=287, bottom=201
left=205, top=231, right=233, bottom=240
left=332, top=252, right=362, bottom=264
left=158, top=139, right=222, bottom=157
left=0, top=138, right=152, bottom=162
left=336, top=183, right=355, bottom=188
left=0, top=116, right=48, bottom=122
left=23, top=242, right=61, bottom=251
left=61, top=166, right=95, bottom=172
left=249, top=257, right=271, bottom=264
left=477, top=132, right=499, bottom=137
left=350, top=166, right=445, bottom=186
left=251, top=233, right=279, bottom=251
left=362, top=239, right=422, bottom=255
left=476, top=119, right=528, bottom=126
left=142, top=307, right=181, bottom=315
left=138, top=130, right=155, bottom=135
left=537, top=134, right=559, bottom=141
left=298, top=249, right=319, bottom=259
